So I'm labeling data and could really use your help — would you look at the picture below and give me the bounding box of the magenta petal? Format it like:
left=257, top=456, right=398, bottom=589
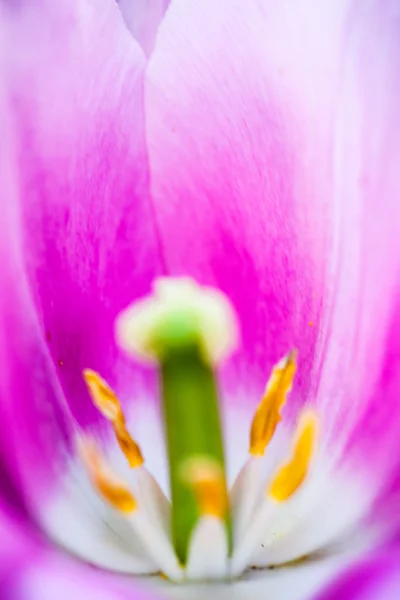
left=145, top=0, right=353, bottom=412
left=0, top=0, right=164, bottom=567
left=314, top=551, right=400, bottom=600
left=1, top=0, right=163, bottom=427
left=146, top=0, right=400, bottom=493
left=314, top=2, right=400, bottom=480
left=0, top=101, right=74, bottom=504
left=0, top=501, right=38, bottom=580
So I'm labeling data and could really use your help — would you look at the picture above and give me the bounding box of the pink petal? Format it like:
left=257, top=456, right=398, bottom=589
left=246, top=0, right=400, bottom=557
left=315, top=1, right=400, bottom=481
left=0, top=500, right=38, bottom=575
left=327, top=2, right=400, bottom=545
left=145, top=0, right=400, bottom=549
left=1, top=0, right=163, bottom=428
left=117, top=0, right=170, bottom=56
left=0, top=87, right=73, bottom=511
left=0, top=0, right=163, bottom=569
left=313, top=549, right=400, bottom=600
left=145, top=0, right=353, bottom=417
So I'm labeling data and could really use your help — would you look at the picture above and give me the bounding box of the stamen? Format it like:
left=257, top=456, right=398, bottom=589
left=83, top=369, right=144, bottom=468
left=249, top=351, right=297, bottom=456
left=78, top=437, right=137, bottom=513
left=182, top=457, right=228, bottom=519
left=269, top=410, right=318, bottom=502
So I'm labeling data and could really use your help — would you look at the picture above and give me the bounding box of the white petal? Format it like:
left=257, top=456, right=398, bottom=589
left=186, top=517, right=229, bottom=581
left=230, top=457, right=263, bottom=544
left=132, top=466, right=170, bottom=535
left=100, top=409, right=171, bottom=531
left=123, top=400, right=170, bottom=494
left=144, top=552, right=355, bottom=600
left=231, top=500, right=278, bottom=577
left=252, top=469, right=371, bottom=567
left=127, top=511, right=183, bottom=582
left=43, top=465, right=156, bottom=574
left=72, top=434, right=181, bottom=581
left=46, top=443, right=182, bottom=580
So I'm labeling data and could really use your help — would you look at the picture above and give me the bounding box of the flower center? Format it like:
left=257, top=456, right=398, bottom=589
left=79, top=278, right=318, bottom=582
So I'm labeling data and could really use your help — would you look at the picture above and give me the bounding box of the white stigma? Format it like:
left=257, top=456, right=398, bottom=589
left=115, top=277, right=239, bottom=365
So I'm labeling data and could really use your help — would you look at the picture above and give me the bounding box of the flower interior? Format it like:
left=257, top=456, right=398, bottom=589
left=79, top=278, right=318, bottom=583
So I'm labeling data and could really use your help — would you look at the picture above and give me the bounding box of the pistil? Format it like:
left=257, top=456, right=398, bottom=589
left=160, top=342, right=230, bottom=562
left=116, top=278, right=238, bottom=564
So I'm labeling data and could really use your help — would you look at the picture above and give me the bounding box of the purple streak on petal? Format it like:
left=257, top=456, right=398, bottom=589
left=1, top=0, right=163, bottom=427
left=145, top=0, right=354, bottom=415
left=314, top=552, right=400, bottom=600
left=117, top=0, right=170, bottom=56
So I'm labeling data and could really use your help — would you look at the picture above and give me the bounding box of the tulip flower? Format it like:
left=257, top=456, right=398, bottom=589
left=1, top=0, right=400, bottom=598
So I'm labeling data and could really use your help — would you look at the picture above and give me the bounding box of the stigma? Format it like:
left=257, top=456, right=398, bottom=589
left=80, top=278, right=319, bottom=582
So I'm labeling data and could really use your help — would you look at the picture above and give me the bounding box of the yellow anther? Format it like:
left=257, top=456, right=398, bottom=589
left=83, top=369, right=123, bottom=421
left=83, top=369, right=144, bottom=468
left=181, top=457, right=228, bottom=519
left=249, top=351, right=297, bottom=456
left=269, top=410, right=318, bottom=502
left=78, top=437, right=137, bottom=513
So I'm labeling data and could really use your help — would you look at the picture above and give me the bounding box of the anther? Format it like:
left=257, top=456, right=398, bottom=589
left=78, top=437, right=137, bottom=513
left=83, top=369, right=144, bottom=468
left=249, top=351, right=297, bottom=456
left=269, top=410, right=318, bottom=502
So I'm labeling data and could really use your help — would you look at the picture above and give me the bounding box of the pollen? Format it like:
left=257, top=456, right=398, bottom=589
left=78, top=437, right=137, bottom=513
left=181, top=457, right=228, bottom=519
left=268, top=410, right=318, bottom=502
left=249, top=351, right=297, bottom=456
left=83, top=369, right=144, bottom=468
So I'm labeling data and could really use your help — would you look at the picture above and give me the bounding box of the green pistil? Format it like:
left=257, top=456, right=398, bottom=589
left=159, top=334, right=231, bottom=564
left=120, top=280, right=235, bottom=565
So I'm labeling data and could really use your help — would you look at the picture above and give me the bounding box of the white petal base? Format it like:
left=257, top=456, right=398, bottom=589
left=186, top=517, right=229, bottom=581
left=144, top=551, right=358, bottom=600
